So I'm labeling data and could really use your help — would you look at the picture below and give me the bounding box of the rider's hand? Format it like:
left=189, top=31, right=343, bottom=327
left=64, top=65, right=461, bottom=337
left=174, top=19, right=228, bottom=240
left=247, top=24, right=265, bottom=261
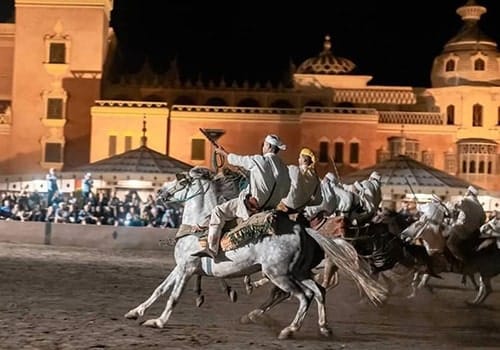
left=215, top=147, right=228, bottom=157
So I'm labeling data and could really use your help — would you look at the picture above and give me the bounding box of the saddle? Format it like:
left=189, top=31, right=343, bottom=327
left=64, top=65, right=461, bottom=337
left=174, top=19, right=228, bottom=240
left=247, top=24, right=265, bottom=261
left=194, top=211, right=276, bottom=252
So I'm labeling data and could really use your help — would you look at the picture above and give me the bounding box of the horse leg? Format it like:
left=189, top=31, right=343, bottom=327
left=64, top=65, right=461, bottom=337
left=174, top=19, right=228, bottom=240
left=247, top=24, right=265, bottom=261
left=219, top=278, right=237, bottom=302
left=322, top=259, right=339, bottom=290
left=417, top=272, right=433, bottom=292
left=468, top=274, right=492, bottom=305
left=300, top=279, right=331, bottom=337
left=244, top=274, right=270, bottom=295
left=142, top=269, right=192, bottom=328
left=265, top=275, right=313, bottom=340
left=193, top=275, right=204, bottom=307
left=125, top=265, right=179, bottom=320
left=241, top=285, right=290, bottom=324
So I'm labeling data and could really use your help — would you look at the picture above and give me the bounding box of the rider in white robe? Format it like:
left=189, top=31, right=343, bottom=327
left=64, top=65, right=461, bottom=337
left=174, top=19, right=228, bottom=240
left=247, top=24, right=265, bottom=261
left=446, top=185, right=486, bottom=261
left=192, top=134, right=291, bottom=259
left=279, top=147, right=322, bottom=214
left=350, top=171, right=382, bottom=225
left=304, top=172, right=339, bottom=220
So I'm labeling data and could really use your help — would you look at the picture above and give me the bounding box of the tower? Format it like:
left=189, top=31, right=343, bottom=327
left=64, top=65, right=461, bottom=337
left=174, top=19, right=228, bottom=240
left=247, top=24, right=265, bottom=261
left=6, top=0, right=113, bottom=173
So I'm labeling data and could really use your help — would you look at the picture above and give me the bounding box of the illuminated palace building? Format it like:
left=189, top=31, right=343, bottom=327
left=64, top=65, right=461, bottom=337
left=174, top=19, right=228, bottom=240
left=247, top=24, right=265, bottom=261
left=0, top=0, right=499, bottom=192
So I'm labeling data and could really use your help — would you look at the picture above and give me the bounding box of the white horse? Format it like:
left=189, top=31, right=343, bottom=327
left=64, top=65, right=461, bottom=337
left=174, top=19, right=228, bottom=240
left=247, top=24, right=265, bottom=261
left=125, top=167, right=387, bottom=339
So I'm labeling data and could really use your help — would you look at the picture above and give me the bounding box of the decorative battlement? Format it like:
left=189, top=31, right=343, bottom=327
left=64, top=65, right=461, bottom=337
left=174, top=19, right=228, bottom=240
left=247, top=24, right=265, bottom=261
left=333, top=88, right=417, bottom=104
left=171, top=105, right=300, bottom=115
left=378, top=111, right=444, bottom=125
left=95, top=100, right=168, bottom=108
left=303, top=106, right=377, bottom=114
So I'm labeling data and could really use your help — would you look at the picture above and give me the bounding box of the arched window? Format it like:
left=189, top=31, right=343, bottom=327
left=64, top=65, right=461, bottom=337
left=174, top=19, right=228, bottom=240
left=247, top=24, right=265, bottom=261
left=469, top=160, right=476, bottom=173
left=472, top=104, right=483, bottom=127
left=318, top=141, right=329, bottom=163
left=462, top=160, right=467, bottom=173
left=445, top=60, right=455, bottom=72
left=334, top=142, right=344, bottom=163
left=446, top=105, right=455, bottom=125
left=487, top=161, right=492, bottom=174
left=474, top=58, right=485, bottom=71
left=349, top=142, right=359, bottom=164
left=478, top=160, right=485, bottom=173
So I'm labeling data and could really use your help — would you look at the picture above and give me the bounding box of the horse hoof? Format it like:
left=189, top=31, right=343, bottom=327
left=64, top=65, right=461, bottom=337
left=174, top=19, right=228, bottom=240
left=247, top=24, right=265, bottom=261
left=248, top=309, right=264, bottom=323
left=319, top=326, right=332, bottom=338
left=142, top=319, right=163, bottom=328
left=124, top=310, right=139, bottom=320
left=229, top=290, right=238, bottom=303
left=278, top=328, right=293, bottom=340
left=196, top=295, right=205, bottom=308
left=240, top=314, right=252, bottom=324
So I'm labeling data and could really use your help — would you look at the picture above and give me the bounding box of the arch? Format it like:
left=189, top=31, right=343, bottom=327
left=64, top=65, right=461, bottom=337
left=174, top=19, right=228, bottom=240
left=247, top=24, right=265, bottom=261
left=205, top=97, right=228, bottom=106
left=487, top=161, right=492, bottom=174
left=446, top=105, right=455, bottom=125
left=462, top=160, right=467, bottom=174
left=469, top=160, right=476, bottom=174
left=478, top=160, right=485, bottom=173
left=173, top=96, right=196, bottom=105
left=270, top=99, right=294, bottom=109
left=472, top=104, right=483, bottom=127
left=237, top=98, right=260, bottom=107
left=474, top=58, right=485, bottom=71
left=318, top=140, right=329, bottom=163
left=445, top=60, right=455, bottom=72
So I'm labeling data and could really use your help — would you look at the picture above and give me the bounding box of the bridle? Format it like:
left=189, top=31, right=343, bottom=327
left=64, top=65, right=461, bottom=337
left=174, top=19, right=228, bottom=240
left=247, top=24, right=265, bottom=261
left=158, top=175, right=212, bottom=205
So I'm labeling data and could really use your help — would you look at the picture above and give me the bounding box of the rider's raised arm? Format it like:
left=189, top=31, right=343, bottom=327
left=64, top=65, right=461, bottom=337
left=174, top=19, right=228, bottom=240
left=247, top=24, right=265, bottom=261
left=227, top=153, right=264, bottom=171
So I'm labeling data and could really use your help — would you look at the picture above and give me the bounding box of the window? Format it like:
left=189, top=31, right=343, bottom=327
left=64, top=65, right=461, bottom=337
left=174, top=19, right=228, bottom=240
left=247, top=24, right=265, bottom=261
left=44, top=142, right=63, bottom=163
left=462, top=160, right=467, bottom=174
left=472, top=104, right=483, bottom=127
left=487, top=161, right=492, bottom=174
left=422, top=150, right=434, bottom=167
left=124, top=136, right=132, bottom=151
left=108, top=135, right=117, bottom=156
left=497, top=107, right=500, bottom=126
left=318, top=141, right=329, bottom=163
left=349, top=143, right=359, bottom=164
left=47, top=98, right=63, bottom=119
left=444, top=152, right=456, bottom=174
left=49, top=43, right=66, bottom=64
left=191, top=139, right=205, bottom=160
left=334, top=142, right=343, bottom=163
left=469, top=160, right=476, bottom=173
left=478, top=161, right=485, bottom=173
left=446, top=105, right=455, bottom=125
left=445, top=60, right=455, bottom=72
left=474, top=58, right=485, bottom=71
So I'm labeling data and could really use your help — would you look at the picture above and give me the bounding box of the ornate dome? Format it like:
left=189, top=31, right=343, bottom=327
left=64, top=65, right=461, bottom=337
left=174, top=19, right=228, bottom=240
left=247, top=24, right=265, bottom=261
left=431, top=0, right=500, bottom=87
left=296, top=35, right=356, bottom=75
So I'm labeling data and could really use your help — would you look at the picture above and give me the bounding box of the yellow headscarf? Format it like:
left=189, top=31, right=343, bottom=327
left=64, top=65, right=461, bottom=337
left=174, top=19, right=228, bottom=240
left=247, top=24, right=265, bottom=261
left=300, top=147, right=316, bottom=167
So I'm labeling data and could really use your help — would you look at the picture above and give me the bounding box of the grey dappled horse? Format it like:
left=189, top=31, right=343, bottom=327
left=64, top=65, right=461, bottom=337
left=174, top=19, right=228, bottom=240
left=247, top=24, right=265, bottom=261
left=125, top=167, right=386, bottom=339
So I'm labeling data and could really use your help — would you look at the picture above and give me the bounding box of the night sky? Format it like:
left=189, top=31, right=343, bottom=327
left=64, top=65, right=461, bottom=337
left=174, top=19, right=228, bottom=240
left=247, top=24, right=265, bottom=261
left=1, top=0, right=500, bottom=87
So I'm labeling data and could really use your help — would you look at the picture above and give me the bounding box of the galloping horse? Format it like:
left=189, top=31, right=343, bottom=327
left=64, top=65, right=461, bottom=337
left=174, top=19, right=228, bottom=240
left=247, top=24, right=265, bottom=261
left=125, top=167, right=386, bottom=339
left=402, top=203, right=500, bottom=305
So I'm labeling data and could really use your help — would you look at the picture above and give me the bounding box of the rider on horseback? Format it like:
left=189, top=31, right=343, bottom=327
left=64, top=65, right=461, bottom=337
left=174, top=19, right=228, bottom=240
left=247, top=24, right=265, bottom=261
left=277, top=147, right=322, bottom=216
left=446, top=185, right=486, bottom=262
left=305, top=172, right=339, bottom=224
left=350, top=171, right=382, bottom=225
left=192, top=134, right=291, bottom=260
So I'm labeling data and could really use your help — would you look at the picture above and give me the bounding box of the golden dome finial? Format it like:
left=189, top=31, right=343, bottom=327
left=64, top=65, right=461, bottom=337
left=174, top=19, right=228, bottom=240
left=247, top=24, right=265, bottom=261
left=323, top=35, right=332, bottom=52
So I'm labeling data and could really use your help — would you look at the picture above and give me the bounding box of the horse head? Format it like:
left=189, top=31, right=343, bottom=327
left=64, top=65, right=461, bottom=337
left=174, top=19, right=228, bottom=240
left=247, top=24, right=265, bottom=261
left=480, top=217, right=500, bottom=238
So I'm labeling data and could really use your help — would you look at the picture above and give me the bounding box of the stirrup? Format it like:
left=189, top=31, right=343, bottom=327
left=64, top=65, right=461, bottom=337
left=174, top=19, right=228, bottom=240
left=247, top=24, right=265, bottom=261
left=191, top=247, right=218, bottom=260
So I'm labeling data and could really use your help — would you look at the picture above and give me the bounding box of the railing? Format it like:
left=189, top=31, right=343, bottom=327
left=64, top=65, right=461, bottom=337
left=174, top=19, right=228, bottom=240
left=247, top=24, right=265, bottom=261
left=378, top=111, right=444, bottom=125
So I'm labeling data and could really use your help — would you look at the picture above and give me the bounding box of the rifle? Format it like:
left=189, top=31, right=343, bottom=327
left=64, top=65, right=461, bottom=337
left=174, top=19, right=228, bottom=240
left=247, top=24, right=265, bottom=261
left=330, top=156, right=342, bottom=184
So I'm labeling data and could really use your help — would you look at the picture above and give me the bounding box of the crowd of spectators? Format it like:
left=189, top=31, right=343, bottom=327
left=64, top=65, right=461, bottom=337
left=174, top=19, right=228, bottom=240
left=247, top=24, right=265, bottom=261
left=0, top=186, right=183, bottom=228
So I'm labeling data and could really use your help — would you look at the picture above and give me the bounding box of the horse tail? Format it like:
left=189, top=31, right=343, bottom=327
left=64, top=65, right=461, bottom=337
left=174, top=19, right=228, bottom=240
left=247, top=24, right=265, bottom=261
left=305, top=228, right=388, bottom=306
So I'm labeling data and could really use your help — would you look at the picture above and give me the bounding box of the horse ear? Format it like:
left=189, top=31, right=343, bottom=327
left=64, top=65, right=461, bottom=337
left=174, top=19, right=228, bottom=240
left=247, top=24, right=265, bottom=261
left=176, top=173, right=186, bottom=181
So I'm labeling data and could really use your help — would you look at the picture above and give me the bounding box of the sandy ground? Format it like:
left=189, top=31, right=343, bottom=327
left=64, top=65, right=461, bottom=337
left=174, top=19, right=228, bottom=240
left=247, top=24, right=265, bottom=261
left=0, top=242, right=499, bottom=350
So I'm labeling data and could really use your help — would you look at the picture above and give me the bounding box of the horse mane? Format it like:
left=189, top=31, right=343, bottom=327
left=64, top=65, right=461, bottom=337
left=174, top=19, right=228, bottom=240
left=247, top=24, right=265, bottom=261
left=213, top=167, right=248, bottom=203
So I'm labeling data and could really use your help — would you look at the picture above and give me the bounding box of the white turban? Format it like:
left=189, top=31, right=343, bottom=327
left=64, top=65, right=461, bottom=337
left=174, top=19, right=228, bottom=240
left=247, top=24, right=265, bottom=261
left=466, top=185, right=478, bottom=196
left=264, top=134, right=287, bottom=150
